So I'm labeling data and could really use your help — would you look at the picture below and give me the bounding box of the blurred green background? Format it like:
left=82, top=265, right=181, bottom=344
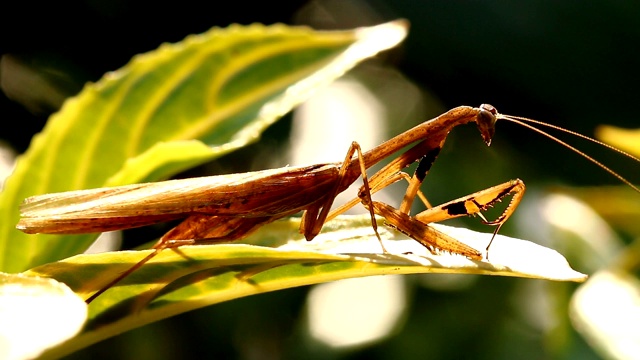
left=2, top=1, right=639, bottom=359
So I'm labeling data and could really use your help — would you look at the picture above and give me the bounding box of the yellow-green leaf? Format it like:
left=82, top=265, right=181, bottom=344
left=0, top=20, right=408, bottom=272
left=26, top=214, right=585, bottom=358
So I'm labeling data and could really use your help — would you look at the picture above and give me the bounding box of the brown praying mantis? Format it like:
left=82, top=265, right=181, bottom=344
left=17, top=104, right=640, bottom=303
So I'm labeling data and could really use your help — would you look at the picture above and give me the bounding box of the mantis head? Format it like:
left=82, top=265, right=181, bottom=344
left=477, top=104, right=498, bottom=146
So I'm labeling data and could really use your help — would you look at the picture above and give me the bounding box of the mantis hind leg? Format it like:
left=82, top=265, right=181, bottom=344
left=86, top=215, right=275, bottom=303
left=153, top=214, right=275, bottom=248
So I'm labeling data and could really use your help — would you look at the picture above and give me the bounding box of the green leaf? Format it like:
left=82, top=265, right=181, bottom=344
left=26, top=214, right=585, bottom=358
left=0, top=273, right=87, bottom=360
left=0, top=20, right=409, bottom=272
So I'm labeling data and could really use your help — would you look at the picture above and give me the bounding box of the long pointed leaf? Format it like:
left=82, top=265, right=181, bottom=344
left=0, top=20, right=408, bottom=272
left=25, top=215, right=586, bottom=358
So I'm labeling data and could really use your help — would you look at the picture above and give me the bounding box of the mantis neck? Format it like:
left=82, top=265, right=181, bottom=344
left=355, top=105, right=479, bottom=173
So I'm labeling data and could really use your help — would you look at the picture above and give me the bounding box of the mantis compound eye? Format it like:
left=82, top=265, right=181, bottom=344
left=480, top=103, right=498, bottom=115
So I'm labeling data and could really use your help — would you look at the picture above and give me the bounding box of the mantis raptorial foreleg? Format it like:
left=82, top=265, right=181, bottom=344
left=414, top=180, right=525, bottom=226
left=410, top=180, right=525, bottom=258
left=357, top=179, right=525, bottom=260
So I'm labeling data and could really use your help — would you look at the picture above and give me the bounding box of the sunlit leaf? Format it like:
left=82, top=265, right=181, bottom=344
left=26, top=214, right=585, bottom=358
left=0, top=20, right=408, bottom=272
